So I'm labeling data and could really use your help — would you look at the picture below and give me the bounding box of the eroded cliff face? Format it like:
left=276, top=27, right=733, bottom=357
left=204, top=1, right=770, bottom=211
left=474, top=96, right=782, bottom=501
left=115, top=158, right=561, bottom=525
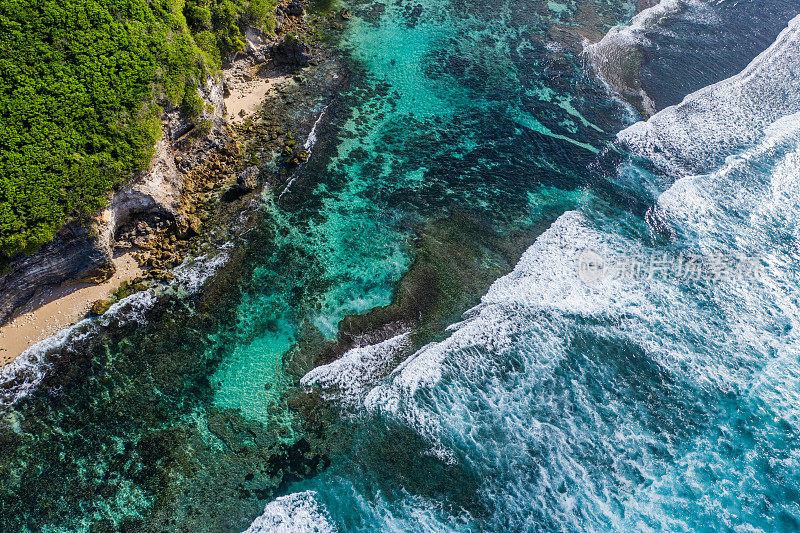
left=0, top=75, right=229, bottom=326
left=0, top=224, right=112, bottom=325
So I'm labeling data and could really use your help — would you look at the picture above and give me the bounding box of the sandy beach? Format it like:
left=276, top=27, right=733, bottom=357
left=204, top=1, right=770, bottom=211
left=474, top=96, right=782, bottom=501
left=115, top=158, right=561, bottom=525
left=224, top=66, right=293, bottom=123
left=0, top=252, right=143, bottom=366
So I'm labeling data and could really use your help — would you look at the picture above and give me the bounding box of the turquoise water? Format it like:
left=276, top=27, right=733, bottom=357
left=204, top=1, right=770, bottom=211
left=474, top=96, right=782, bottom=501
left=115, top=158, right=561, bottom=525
left=270, top=5, right=800, bottom=532
left=210, top=0, right=629, bottom=424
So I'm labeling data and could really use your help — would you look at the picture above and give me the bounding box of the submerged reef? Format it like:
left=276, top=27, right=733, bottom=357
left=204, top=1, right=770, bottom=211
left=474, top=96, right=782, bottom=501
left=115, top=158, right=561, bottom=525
left=0, top=289, right=324, bottom=532
left=286, top=211, right=553, bottom=381
left=1, top=0, right=667, bottom=530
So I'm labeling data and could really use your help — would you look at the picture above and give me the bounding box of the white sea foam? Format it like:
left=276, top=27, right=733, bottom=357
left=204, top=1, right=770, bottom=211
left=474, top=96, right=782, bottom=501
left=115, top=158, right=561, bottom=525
left=173, top=249, right=230, bottom=292
left=585, top=0, right=700, bottom=114
left=0, top=320, right=88, bottom=406
left=364, top=211, right=649, bottom=442
left=586, top=0, right=714, bottom=57
left=304, top=105, right=329, bottom=152
left=616, top=14, right=800, bottom=187
left=365, top=137, right=800, bottom=527
left=301, top=332, right=411, bottom=407
left=361, top=16, right=800, bottom=528
left=0, top=249, right=229, bottom=407
left=277, top=106, right=330, bottom=201
left=329, top=483, right=472, bottom=532
left=244, top=491, right=337, bottom=533
left=0, top=289, right=157, bottom=406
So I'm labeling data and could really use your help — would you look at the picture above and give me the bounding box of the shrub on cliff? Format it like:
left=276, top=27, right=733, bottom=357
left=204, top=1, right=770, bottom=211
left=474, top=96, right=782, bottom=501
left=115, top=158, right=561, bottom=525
left=184, top=0, right=278, bottom=61
left=0, top=0, right=276, bottom=257
left=0, top=0, right=201, bottom=256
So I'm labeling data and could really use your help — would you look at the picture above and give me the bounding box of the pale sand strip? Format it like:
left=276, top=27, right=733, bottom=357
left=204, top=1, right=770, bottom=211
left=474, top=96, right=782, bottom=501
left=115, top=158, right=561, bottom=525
left=0, top=253, right=143, bottom=366
left=225, top=69, right=293, bottom=123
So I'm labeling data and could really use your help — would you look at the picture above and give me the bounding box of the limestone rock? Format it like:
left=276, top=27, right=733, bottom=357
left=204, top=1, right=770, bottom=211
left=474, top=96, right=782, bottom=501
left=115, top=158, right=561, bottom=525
left=0, top=223, right=113, bottom=325
left=278, top=0, right=304, bottom=18
left=90, top=298, right=113, bottom=317
left=0, top=51, right=236, bottom=327
left=177, top=214, right=203, bottom=239
left=237, top=166, right=262, bottom=191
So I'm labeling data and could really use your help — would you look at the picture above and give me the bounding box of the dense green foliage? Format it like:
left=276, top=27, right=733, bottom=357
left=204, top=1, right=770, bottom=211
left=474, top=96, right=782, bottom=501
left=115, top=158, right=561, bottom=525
left=0, top=0, right=275, bottom=256
left=185, top=0, right=277, bottom=59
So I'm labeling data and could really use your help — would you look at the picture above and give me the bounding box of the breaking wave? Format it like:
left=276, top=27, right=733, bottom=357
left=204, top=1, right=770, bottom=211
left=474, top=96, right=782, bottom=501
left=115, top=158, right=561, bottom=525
left=0, top=290, right=157, bottom=406
left=615, top=13, right=800, bottom=194
left=292, top=13, right=800, bottom=531
left=301, top=332, right=411, bottom=408
left=586, top=0, right=689, bottom=115
left=244, top=491, right=337, bottom=533
left=587, top=0, right=800, bottom=117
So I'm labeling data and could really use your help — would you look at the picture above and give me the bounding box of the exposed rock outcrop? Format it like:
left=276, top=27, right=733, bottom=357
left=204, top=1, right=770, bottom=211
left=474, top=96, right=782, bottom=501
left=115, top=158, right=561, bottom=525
left=101, top=135, right=183, bottom=244
left=237, top=166, right=262, bottom=191
left=0, top=1, right=324, bottom=327
left=272, top=36, right=313, bottom=66
left=0, top=223, right=113, bottom=325
left=245, top=27, right=269, bottom=63
left=278, top=0, right=305, bottom=19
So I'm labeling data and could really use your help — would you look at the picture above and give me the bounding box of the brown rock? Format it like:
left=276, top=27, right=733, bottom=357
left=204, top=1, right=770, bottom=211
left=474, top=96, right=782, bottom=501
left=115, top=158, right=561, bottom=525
left=90, top=299, right=113, bottom=317
left=79, top=261, right=116, bottom=284
left=236, top=166, right=262, bottom=191
left=272, top=36, right=313, bottom=66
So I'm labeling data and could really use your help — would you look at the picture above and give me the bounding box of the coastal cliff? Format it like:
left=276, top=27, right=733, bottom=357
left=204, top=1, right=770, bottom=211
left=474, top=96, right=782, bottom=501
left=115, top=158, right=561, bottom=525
left=0, top=74, right=228, bottom=325
left=0, top=0, right=316, bottom=327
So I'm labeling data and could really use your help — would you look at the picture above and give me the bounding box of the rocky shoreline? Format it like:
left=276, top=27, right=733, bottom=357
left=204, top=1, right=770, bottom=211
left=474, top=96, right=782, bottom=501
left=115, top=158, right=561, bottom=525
left=0, top=0, right=349, bottom=362
left=0, top=1, right=664, bottom=530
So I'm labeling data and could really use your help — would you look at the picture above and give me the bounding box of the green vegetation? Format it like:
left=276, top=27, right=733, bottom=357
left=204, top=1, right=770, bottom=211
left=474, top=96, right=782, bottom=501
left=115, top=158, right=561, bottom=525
left=183, top=0, right=279, bottom=62
left=0, top=0, right=275, bottom=256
